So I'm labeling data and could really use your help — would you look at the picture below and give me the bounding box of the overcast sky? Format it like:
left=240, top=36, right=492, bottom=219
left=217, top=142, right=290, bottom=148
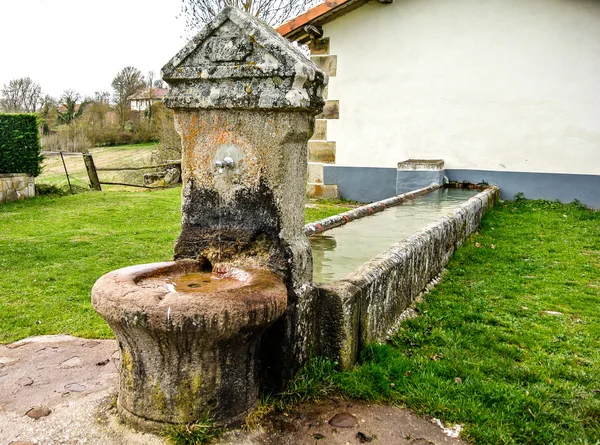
left=0, top=0, right=189, bottom=99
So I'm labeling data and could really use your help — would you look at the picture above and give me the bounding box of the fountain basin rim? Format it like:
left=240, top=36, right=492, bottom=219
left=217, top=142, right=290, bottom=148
left=91, top=260, right=288, bottom=333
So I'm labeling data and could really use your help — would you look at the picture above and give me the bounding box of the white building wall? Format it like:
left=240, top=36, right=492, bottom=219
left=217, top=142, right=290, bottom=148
left=324, top=0, right=600, bottom=175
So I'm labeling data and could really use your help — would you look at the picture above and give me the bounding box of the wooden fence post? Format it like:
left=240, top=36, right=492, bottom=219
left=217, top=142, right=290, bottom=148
left=59, top=152, right=73, bottom=194
left=83, top=154, right=102, bottom=191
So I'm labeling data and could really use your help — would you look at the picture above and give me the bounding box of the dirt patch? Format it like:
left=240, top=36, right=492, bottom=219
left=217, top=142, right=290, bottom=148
left=0, top=336, right=468, bottom=445
left=221, top=401, right=469, bottom=445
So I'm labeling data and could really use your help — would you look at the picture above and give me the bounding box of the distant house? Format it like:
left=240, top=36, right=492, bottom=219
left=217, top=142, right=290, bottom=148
left=128, top=88, right=168, bottom=112
left=277, top=0, right=600, bottom=208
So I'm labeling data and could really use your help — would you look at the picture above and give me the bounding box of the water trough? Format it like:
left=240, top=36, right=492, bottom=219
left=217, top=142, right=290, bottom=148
left=306, top=184, right=499, bottom=369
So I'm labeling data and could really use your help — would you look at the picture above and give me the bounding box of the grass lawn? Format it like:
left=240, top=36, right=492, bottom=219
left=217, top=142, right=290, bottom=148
left=0, top=187, right=351, bottom=342
left=303, top=198, right=598, bottom=445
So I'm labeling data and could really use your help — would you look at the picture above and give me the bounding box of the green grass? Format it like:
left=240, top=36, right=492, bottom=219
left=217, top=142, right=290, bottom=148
left=304, top=203, right=352, bottom=223
left=164, top=417, right=222, bottom=445
left=290, top=199, right=600, bottom=445
left=0, top=188, right=350, bottom=342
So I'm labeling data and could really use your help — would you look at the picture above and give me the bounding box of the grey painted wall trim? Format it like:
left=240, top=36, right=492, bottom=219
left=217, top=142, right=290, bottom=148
left=323, top=165, right=396, bottom=202
left=324, top=165, right=600, bottom=208
left=447, top=169, right=600, bottom=209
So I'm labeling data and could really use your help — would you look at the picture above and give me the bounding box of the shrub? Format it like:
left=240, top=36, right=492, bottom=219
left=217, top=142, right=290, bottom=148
left=41, top=123, right=91, bottom=153
left=35, top=183, right=68, bottom=196
left=0, top=114, right=43, bottom=176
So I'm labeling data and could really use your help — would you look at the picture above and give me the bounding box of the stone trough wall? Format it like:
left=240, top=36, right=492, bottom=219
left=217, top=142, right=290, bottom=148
left=0, top=174, right=35, bottom=204
left=312, top=186, right=500, bottom=369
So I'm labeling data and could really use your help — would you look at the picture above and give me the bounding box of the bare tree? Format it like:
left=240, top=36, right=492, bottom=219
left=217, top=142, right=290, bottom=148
left=181, top=0, right=314, bottom=31
left=94, top=91, right=111, bottom=104
left=111, top=66, right=145, bottom=129
left=0, top=77, right=43, bottom=113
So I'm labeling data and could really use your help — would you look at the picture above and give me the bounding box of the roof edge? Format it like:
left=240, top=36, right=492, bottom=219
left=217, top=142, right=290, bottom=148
left=276, top=0, right=370, bottom=41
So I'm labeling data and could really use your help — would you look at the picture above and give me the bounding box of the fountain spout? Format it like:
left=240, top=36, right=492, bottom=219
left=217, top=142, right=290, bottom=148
left=214, top=156, right=235, bottom=172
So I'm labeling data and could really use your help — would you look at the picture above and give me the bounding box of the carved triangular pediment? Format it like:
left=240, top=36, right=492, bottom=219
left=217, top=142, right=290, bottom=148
left=161, top=7, right=327, bottom=111
left=163, top=8, right=314, bottom=80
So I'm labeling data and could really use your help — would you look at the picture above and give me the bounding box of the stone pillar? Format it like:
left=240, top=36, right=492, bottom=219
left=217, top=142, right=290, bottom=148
left=162, top=7, right=327, bottom=386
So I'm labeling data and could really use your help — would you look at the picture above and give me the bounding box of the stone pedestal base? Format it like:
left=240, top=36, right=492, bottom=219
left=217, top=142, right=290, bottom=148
left=92, top=260, right=287, bottom=431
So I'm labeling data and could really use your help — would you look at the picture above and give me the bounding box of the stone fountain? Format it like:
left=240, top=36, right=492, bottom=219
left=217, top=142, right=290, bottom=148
left=92, top=7, right=326, bottom=432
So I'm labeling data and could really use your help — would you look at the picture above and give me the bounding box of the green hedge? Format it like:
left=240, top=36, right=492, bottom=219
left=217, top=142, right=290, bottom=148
left=0, top=114, right=43, bottom=176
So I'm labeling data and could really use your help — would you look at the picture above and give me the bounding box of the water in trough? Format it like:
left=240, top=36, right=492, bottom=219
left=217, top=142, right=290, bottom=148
left=311, top=188, right=480, bottom=283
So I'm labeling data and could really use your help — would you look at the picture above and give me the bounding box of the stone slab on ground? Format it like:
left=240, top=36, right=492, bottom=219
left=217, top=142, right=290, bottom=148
left=0, top=336, right=469, bottom=444
left=0, top=335, right=163, bottom=445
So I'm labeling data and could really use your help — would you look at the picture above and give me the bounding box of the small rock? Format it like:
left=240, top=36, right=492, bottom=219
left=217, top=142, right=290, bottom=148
left=26, top=406, right=52, bottom=419
left=16, top=377, right=34, bottom=386
left=96, top=359, right=110, bottom=366
left=60, top=356, right=83, bottom=368
left=82, top=341, right=100, bottom=348
left=312, top=433, right=325, bottom=440
left=65, top=383, right=86, bottom=392
left=329, top=412, right=358, bottom=428
left=542, top=311, right=563, bottom=316
left=356, top=431, right=373, bottom=443
left=0, top=373, right=8, bottom=382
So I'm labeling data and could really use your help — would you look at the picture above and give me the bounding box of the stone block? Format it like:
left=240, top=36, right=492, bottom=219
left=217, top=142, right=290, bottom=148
left=316, top=281, right=362, bottom=370
left=310, top=55, right=337, bottom=77
left=397, top=159, right=445, bottom=171
left=307, top=163, right=324, bottom=183
left=6, top=189, right=17, bottom=202
left=308, top=141, right=336, bottom=163
left=316, top=100, right=339, bottom=119
left=310, top=119, right=327, bottom=141
left=309, top=37, right=329, bottom=55
left=307, top=183, right=338, bottom=199
left=27, top=182, right=35, bottom=198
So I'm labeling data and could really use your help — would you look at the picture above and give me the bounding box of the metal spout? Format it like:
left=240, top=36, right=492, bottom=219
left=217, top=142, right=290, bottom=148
left=214, top=157, right=235, bottom=173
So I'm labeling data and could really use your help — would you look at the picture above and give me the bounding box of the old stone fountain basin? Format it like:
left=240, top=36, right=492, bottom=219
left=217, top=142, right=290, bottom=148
left=92, top=260, right=287, bottom=431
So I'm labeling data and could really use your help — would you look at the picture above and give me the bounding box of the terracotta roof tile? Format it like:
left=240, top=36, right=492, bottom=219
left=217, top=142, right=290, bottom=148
left=277, top=0, right=351, bottom=36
